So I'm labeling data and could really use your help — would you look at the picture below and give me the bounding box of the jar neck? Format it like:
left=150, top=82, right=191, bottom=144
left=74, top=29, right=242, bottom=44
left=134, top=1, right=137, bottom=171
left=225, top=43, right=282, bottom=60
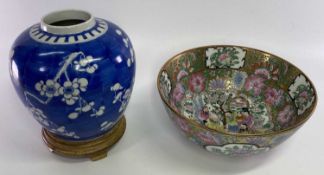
left=40, top=10, right=95, bottom=35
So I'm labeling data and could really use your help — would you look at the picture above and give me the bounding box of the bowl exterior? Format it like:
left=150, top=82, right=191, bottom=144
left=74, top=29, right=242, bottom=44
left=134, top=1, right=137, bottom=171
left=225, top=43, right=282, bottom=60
left=158, top=45, right=316, bottom=156
left=163, top=104, right=298, bottom=156
left=10, top=18, right=135, bottom=141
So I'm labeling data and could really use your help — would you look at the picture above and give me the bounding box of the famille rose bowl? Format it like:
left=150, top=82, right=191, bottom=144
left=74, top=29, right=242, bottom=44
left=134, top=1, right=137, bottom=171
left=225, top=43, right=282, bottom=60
left=157, top=45, right=317, bottom=156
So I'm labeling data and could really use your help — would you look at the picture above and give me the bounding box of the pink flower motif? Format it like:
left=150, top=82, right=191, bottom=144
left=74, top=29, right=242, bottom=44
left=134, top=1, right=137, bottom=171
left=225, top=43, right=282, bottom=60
left=254, top=68, right=270, bottom=79
left=218, top=53, right=230, bottom=62
left=265, top=87, right=284, bottom=106
left=172, top=83, right=185, bottom=102
left=196, top=131, right=215, bottom=145
left=299, top=91, right=308, bottom=98
left=189, top=73, right=205, bottom=93
left=295, top=90, right=310, bottom=108
left=277, top=105, right=294, bottom=127
left=177, top=70, right=188, bottom=81
left=175, top=117, right=191, bottom=133
left=199, top=107, right=209, bottom=121
left=244, top=75, right=265, bottom=96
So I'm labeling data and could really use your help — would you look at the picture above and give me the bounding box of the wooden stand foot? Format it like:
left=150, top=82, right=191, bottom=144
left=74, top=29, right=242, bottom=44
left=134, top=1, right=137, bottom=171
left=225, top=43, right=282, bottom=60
left=42, top=116, right=126, bottom=161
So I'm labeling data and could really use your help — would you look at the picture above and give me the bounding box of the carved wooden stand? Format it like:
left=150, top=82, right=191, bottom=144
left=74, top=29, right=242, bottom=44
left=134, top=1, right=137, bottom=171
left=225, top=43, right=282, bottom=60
left=42, top=116, right=126, bottom=161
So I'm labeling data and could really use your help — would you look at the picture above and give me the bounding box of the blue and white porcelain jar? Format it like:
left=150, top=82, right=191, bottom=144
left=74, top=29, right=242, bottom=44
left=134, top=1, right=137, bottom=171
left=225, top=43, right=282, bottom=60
left=9, top=10, right=135, bottom=157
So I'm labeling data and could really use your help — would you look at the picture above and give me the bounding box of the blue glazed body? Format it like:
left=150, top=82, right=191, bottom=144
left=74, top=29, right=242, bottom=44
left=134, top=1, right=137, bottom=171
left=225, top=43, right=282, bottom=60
left=10, top=18, right=135, bottom=140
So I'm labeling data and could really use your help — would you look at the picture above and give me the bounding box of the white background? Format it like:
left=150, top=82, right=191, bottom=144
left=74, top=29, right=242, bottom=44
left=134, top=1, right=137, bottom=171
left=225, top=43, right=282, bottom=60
left=0, top=0, right=323, bottom=174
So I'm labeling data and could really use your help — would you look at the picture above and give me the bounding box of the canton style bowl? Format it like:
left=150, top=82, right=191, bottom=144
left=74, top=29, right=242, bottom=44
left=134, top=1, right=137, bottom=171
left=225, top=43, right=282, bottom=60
left=9, top=10, right=135, bottom=160
left=157, top=45, right=317, bottom=156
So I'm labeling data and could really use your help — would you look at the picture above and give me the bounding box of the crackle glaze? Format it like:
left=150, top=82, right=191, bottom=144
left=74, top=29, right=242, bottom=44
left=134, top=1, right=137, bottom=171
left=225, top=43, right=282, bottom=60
left=158, top=46, right=316, bottom=156
left=10, top=10, right=135, bottom=141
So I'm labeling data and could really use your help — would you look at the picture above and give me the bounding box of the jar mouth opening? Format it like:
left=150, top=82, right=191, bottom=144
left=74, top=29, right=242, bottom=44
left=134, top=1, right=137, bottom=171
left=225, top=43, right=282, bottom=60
left=49, top=19, right=86, bottom=26
left=40, top=10, right=95, bottom=35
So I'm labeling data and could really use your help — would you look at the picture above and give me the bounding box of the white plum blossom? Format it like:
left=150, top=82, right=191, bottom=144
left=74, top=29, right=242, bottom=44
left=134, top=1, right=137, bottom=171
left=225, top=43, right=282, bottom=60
left=127, top=58, right=132, bottom=67
left=27, top=52, right=106, bottom=124
left=73, top=55, right=99, bottom=74
left=51, top=126, right=80, bottom=139
left=119, top=88, right=131, bottom=112
left=68, top=112, right=79, bottom=119
left=59, top=78, right=88, bottom=105
left=123, top=89, right=131, bottom=100
left=111, top=82, right=132, bottom=113
left=113, top=92, right=123, bottom=104
left=115, top=29, right=122, bottom=35
left=35, top=80, right=61, bottom=97
left=94, top=106, right=106, bottom=116
left=123, top=38, right=129, bottom=48
left=111, top=83, right=123, bottom=91
left=90, top=105, right=106, bottom=117
left=130, top=48, right=134, bottom=62
left=80, top=101, right=95, bottom=112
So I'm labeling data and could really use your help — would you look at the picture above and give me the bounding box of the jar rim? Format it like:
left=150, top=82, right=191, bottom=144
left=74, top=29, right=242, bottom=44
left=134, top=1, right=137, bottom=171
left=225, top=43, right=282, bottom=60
left=40, top=9, right=95, bottom=35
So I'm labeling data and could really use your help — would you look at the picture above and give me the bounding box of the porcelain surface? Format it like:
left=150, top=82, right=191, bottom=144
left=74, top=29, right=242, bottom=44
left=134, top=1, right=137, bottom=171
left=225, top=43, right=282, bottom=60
left=158, top=45, right=316, bottom=156
left=10, top=10, right=135, bottom=141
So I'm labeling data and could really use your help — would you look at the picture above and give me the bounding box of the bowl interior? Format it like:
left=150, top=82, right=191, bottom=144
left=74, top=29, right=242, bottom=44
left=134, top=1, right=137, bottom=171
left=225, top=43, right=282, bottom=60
left=158, top=46, right=316, bottom=135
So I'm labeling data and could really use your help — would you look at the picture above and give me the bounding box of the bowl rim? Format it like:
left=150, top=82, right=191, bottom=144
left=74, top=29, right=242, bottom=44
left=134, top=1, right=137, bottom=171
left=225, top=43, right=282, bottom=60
left=157, top=45, right=318, bottom=137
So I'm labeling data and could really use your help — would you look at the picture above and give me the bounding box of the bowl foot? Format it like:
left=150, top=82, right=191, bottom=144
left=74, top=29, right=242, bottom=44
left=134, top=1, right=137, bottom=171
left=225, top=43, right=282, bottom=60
left=42, top=116, right=126, bottom=161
